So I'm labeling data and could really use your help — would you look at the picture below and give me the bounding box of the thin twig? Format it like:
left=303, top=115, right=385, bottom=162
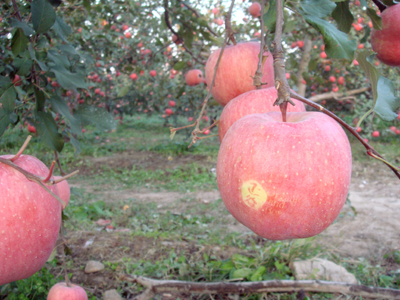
left=163, top=0, right=206, bottom=65
left=120, top=274, right=400, bottom=300
left=176, top=0, right=219, bottom=37
left=10, top=136, right=32, bottom=162
left=254, top=0, right=267, bottom=89
left=308, top=87, right=370, bottom=102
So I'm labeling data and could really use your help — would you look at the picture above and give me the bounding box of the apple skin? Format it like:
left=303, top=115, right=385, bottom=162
left=47, top=282, right=88, bottom=300
left=218, top=87, right=306, bottom=141
left=0, top=155, right=62, bottom=285
left=185, top=69, right=204, bottom=86
left=205, top=42, right=274, bottom=106
left=54, top=176, right=70, bottom=209
left=248, top=2, right=261, bottom=17
left=217, top=112, right=352, bottom=240
left=371, top=4, right=400, bottom=66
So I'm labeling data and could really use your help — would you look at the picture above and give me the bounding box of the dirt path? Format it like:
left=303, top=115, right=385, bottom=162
left=71, top=151, right=400, bottom=260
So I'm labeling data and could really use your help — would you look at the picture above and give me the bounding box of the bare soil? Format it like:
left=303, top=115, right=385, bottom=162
left=63, top=149, right=400, bottom=298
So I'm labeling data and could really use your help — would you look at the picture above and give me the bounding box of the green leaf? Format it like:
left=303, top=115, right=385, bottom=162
left=374, top=76, right=400, bottom=121
left=28, top=44, right=49, bottom=71
left=48, top=50, right=71, bottom=68
left=74, top=106, right=116, bottom=131
left=231, top=268, right=253, bottom=280
left=11, top=28, right=29, bottom=56
left=366, top=8, right=382, bottom=30
left=250, top=266, right=267, bottom=282
left=51, top=65, right=88, bottom=90
left=360, top=25, right=371, bottom=43
left=14, top=51, right=34, bottom=76
left=10, top=18, right=35, bottom=36
left=0, top=110, right=11, bottom=136
left=0, top=86, right=16, bottom=115
left=303, top=15, right=356, bottom=60
left=82, top=0, right=90, bottom=11
left=117, top=85, right=130, bottom=97
left=300, top=0, right=336, bottom=18
left=331, top=1, right=354, bottom=33
left=52, top=16, right=72, bottom=42
left=173, top=61, right=187, bottom=71
left=49, top=96, right=82, bottom=135
left=357, top=50, right=380, bottom=102
left=0, top=77, right=12, bottom=90
left=69, top=135, right=82, bottom=155
left=34, top=88, right=46, bottom=111
left=34, top=111, right=64, bottom=152
left=58, top=44, right=79, bottom=56
left=31, top=0, right=56, bottom=34
left=263, top=0, right=277, bottom=31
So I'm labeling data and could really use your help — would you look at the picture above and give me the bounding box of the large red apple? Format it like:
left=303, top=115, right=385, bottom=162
left=218, top=87, right=306, bottom=141
left=185, top=69, right=204, bottom=86
left=54, top=176, right=71, bottom=209
left=205, top=42, right=274, bottom=106
left=47, top=282, right=88, bottom=300
left=371, top=4, right=400, bottom=66
left=217, top=112, right=352, bottom=240
left=0, top=155, right=62, bottom=285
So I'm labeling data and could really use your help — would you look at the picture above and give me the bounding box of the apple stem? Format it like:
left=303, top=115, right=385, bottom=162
left=10, top=135, right=32, bottom=162
left=270, top=0, right=295, bottom=122
left=43, top=161, right=56, bottom=183
left=290, top=91, right=400, bottom=180
left=54, top=150, right=67, bottom=176
left=371, top=0, right=387, bottom=12
left=279, top=102, right=288, bottom=122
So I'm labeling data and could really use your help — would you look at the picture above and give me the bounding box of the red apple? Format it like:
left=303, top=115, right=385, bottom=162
left=27, top=124, right=36, bottom=133
left=297, top=40, right=304, bottom=48
left=205, top=42, right=274, bottom=106
left=217, top=111, right=352, bottom=240
left=13, top=74, right=22, bottom=86
left=168, top=100, right=176, bottom=107
left=248, top=2, right=261, bottom=17
left=329, top=76, right=336, bottom=83
left=337, top=76, right=345, bottom=85
left=324, top=65, right=331, bottom=72
left=320, top=51, right=327, bottom=59
left=124, top=32, right=132, bottom=38
left=122, top=24, right=129, bottom=31
left=94, top=88, right=101, bottom=95
left=218, top=87, right=306, bottom=141
left=372, top=130, right=380, bottom=137
left=185, top=69, right=204, bottom=86
left=165, top=108, right=173, bottom=116
left=129, top=73, right=138, bottom=80
left=352, top=23, right=363, bottom=31
left=332, top=85, right=339, bottom=92
left=47, top=282, right=88, bottom=300
left=0, top=155, right=62, bottom=285
left=371, top=4, right=400, bottom=66
left=149, top=70, right=157, bottom=77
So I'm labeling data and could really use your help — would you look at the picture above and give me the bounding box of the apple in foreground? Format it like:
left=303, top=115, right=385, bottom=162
left=205, top=41, right=274, bottom=106
left=0, top=155, right=62, bottom=285
left=218, top=87, right=306, bottom=141
left=371, top=4, right=400, bottom=66
left=185, top=69, right=204, bottom=86
left=47, top=282, right=88, bottom=300
left=54, top=176, right=71, bottom=209
left=217, top=112, right=352, bottom=240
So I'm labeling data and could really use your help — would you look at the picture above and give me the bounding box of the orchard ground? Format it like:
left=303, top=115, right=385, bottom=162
left=1, top=114, right=400, bottom=299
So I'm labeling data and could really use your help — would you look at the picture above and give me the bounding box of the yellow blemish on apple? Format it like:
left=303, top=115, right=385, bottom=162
left=241, top=180, right=268, bottom=210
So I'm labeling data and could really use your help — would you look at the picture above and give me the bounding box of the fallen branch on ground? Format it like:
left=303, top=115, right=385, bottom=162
left=120, top=274, right=400, bottom=300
